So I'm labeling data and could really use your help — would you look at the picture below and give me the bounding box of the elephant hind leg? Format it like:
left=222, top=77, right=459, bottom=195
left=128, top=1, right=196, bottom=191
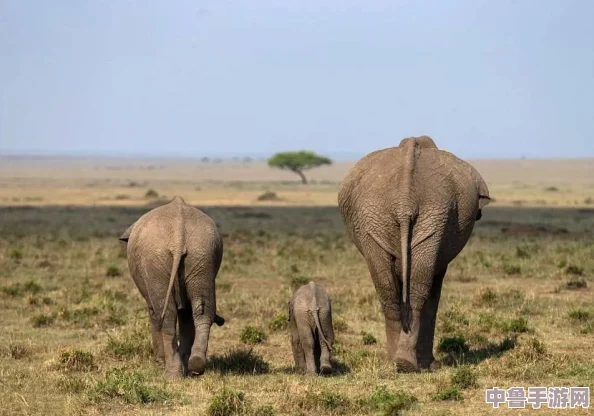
left=361, top=236, right=402, bottom=362
left=149, top=312, right=165, bottom=366
left=289, top=320, right=307, bottom=373
left=159, top=303, right=183, bottom=379
left=395, top=260, right=437, bottom=373
left=417, top=268, right=446, bottom=370
left=178, top=308, right=195, bottom=376
left=296, top=317, right=317, bottom=375
left=319, top=341, right=332, bottom=375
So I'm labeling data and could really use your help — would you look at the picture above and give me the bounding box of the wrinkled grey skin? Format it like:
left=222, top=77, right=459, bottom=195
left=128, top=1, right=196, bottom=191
left=119, top=196, right=225, bottom=379
left=338, top=136, right=490, bottom=373
left=288, top=281, right=335, bottom=375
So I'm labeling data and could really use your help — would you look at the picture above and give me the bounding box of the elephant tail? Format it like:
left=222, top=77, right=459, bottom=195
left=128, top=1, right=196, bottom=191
left=159, top=249, right=184, bottom=328
left=313, top=307, right=333, bottom=353
left=400, top=215, right=412, bottom=319
left=309, top=284, right=333, bottom=353
left=400, top=216, right=411, bottom=306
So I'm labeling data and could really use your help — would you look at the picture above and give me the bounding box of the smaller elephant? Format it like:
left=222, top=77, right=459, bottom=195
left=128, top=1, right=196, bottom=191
left=119, top=196, right=225, bottom=379
left=288, top=281, right=335, bottom=375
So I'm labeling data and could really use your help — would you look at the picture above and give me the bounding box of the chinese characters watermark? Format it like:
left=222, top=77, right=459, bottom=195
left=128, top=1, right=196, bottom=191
left=486, top=387, right=589, bottom=409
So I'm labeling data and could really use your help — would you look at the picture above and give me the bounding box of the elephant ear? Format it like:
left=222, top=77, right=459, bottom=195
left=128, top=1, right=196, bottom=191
left=470, top=167, right=491, bottom=210
left=439, top=151, right=491, bottom=212
left=118, top=222, right=136, bottom=243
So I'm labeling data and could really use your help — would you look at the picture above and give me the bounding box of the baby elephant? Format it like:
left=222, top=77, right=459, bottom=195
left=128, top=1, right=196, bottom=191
left=119, top=196, right=225, bottom=379
left=288, top=281, right=335, bottom=375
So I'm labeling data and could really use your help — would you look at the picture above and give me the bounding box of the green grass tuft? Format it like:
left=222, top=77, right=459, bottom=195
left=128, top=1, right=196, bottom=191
left=433, top=386, right=464, bottom=401
left=240, top=326, right=266, bottom=345
left=90, top=368, right=174, bottom=405
left=268, top=313, right=287, bottom=332
left=451, top=366, right=478, bottom=389
left=363, top=385, right=418, bottom=415
left=57, top=348, right=97, bottom=372
left=207, top=389, right=248, bottom=416
left=361, top=332, right=377, bottom=345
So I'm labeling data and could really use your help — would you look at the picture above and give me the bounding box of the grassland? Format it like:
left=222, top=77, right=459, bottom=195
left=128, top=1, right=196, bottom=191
left=0, top=157, right=593, bottom=415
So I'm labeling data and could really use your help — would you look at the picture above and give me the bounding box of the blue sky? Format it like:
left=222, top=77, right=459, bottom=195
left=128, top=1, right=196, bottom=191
left=1, top=0, right=593, bottom=159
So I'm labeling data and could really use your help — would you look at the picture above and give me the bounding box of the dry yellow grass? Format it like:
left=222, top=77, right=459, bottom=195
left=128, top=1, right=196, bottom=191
left=0, top=156, right=593, bottom=208
left=0, top=156, right=593, bottom=415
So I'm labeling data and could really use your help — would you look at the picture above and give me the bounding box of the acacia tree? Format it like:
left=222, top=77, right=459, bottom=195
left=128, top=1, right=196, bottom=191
left=268, top=151, right=332, bottom=184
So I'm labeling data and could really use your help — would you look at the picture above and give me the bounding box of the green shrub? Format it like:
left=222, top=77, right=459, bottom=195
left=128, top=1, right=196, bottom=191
left=57, top=374, right=89, bottom=394
left=268, top=313, right=288, bottom=332
left=363, top=385, right=417, bottom=415
left=566, top=265, right=584, bottom=276
left=9, top=249, right=23, bottom=260
left=478, top=288, right=497, bottom=305
left=503, top=264, right=521, bottom=275
left=253, top=405, right=275, bottom=416
left=433, top=386, right=463, bottom=401
left=90, top=368, right=173, bottom=404
left=207, top=389, right=247, bottom=416
left=2, top=280, right=42, bottom=297
left=57, top=348, right=96, bottom=372
left=515, top=246, right=531, bottom=259
left=451, top=366, right=478, bottom=389
left=105, top=329, right=152, bottom=359
left=333, top=318, right=348, bottom=331
left=144, top=189, right=159, bottom=199
left=361, top=332, right=377, bottom=345
left=32, top=313, right=55, bottom=328
left=8, top=342, right=32, bottom=359
left=106, top=265, right=122, bottom=277
left=290, top=276, right=309, bottom=289
left=437, top=336, right=469, bottom=355
left=568, top=309, right=591, bottom=322
left=566, top=278, right=587, bottom=290
left=502, top=317, right=530, bottom=333
left=240, top=326, right=266, bottom=345
left=300, top=391, right=350, bottom=412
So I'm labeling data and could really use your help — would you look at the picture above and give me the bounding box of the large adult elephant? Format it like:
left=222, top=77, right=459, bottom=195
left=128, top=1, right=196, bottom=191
left=119, top=196, right=225, bottom=379
left=338, top=136, right=490, bottom=373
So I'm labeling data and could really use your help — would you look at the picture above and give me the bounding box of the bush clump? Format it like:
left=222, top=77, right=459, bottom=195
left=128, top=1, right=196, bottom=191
left=90, top=368, right=174, bottom=404
left=240, top=326, right=266, bottom=345
left=268, top=313, right=288, bottom=332
left=362, top=332, right=377, bottom=345
left=451, top=366, right=478, bottom=389
left=105, top=265, right=122, bottom=277
left=362, top=385, right=417, bottom=415
left=144, top=189, right=159, bottom=199
left=437, top=336, right=470, bottom=355
left=57, top=348, right=97, bottom=372
left=207, top=389, right=248, bottom=416
left=105, top=329, right=152, bottom=359
left=433, top=386, right=464, bottom=401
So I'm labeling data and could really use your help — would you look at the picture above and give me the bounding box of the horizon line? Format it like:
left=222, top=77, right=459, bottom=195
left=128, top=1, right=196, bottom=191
left=1, top=151, right=593, bottom=162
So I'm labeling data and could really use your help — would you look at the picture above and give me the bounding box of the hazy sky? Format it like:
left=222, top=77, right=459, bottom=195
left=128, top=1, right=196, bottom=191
left=1, top=0, right=593, bottom=159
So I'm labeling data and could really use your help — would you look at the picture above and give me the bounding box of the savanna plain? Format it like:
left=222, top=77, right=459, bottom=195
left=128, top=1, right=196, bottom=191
left=0, top=157, right=593, bottom=415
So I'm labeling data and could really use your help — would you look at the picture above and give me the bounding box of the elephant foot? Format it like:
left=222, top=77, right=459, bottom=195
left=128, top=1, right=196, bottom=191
left=163, top=366, right=183, bottom=380
left=320, top=364, right=332, bottom=375
left=188, top=355, right=206, bottom=376
left=395, top=357, right=419, bottom=373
